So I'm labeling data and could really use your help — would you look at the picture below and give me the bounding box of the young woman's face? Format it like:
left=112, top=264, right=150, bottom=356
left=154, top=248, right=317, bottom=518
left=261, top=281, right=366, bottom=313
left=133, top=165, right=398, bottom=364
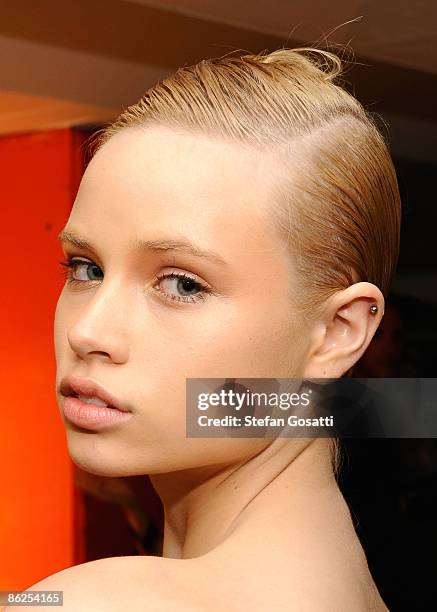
left=54, top=125, right=312, bottom=476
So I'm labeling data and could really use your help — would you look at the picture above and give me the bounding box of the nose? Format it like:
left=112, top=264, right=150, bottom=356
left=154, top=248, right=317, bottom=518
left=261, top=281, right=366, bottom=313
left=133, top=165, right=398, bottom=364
left=66, top=280, right=130, bottom=364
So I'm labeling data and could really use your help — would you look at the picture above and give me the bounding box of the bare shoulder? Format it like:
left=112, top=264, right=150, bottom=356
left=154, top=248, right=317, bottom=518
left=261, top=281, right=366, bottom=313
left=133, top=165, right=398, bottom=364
left=195, top=498, right=390, bottom=612
left=3, top=555, right=207, bottom=612
left=201, top=541, right=389, bottom=612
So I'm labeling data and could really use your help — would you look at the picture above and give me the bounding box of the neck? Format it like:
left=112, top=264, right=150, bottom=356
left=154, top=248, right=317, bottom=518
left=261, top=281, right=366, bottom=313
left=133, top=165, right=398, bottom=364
left=149, top=437, right=338, bottom=559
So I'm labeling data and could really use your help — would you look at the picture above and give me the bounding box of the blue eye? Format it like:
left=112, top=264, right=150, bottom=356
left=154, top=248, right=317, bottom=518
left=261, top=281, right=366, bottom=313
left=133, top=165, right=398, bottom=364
left=153, top=271, right=213, bottom=304
left=58, top=258, right=213, bottom=304
left=59, top=258, right=103, bottom=283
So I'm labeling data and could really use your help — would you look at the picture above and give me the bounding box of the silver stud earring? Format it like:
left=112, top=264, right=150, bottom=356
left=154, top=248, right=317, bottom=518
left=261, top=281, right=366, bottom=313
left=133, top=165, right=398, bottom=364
left=370, top=304, right=378, bottom=315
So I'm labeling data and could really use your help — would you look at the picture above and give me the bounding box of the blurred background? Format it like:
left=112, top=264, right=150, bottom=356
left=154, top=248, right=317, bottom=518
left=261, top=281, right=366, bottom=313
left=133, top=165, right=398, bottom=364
left=0, top=1, right=436, bottom=610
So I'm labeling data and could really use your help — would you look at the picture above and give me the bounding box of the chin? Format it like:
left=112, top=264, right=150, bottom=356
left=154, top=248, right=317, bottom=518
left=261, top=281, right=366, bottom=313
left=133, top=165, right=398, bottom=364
left=69, top=452, right=123, bottom=477
left=65, top=433, right=134, bottom=477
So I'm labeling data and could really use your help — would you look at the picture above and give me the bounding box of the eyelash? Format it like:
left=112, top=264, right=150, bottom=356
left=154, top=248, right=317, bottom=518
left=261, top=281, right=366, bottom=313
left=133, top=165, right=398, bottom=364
left=58, top=257, right=213, bottom=304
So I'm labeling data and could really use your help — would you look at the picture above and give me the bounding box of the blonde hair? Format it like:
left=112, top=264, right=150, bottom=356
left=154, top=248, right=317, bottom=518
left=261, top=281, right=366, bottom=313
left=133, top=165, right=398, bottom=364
left=96, top=47, right=400, bottom=475
left=96, top=46, right=401, bottom=323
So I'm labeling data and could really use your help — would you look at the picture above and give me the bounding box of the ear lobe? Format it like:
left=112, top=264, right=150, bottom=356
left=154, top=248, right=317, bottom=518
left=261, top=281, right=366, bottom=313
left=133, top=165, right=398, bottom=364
left=303, top=291, right=383, bottom=378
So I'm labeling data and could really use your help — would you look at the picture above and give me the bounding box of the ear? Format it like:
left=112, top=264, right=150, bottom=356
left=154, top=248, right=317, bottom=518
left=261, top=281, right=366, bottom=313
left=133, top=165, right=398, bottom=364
left=303, top=282, right=385, bottom=378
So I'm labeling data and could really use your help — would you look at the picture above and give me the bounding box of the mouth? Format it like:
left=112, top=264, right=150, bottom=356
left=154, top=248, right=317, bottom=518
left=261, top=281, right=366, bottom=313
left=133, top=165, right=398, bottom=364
left=59, top=375, right=131, bottom=413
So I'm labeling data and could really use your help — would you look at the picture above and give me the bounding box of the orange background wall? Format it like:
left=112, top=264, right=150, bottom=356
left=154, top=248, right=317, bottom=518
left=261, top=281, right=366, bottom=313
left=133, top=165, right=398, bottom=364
left=0, top=129, right=86, bottom=589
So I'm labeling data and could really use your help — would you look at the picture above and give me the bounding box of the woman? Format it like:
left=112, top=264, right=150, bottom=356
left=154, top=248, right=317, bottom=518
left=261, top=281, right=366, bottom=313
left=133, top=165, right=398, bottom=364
left=12, top=47, right=400, bottom=610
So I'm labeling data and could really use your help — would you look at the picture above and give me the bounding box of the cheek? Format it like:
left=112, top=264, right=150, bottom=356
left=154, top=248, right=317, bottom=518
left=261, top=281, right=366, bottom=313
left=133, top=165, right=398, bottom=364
left=132, top=300, right=304, bottom=384
left=124, top=305, right=299, bottom=448
left=53, top=293, right=67, bottom=362
left=53, top=291, right=82, bottom=371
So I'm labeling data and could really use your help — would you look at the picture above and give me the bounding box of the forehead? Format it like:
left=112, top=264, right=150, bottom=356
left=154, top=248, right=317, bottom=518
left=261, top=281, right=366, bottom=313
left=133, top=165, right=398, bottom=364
left=72, top=125, right=286, bottom=257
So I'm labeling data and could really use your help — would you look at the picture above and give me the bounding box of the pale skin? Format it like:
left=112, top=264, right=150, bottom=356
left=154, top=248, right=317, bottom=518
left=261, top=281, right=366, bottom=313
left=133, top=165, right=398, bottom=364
left=6, top=125, right=389, bottom=611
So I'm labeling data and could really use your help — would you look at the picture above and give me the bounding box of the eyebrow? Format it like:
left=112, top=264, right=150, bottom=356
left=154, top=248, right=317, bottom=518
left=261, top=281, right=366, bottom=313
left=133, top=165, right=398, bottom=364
left=56, top=229, right=228, bottom=266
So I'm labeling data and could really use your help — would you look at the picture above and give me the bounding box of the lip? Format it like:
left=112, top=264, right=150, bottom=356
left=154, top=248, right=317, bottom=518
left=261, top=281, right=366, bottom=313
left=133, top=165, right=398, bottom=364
left=61, top=396, right=133, bottom=431
left=59, top=375, right=132, bottom=431
left=59, top=375, right=131, bottom=413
